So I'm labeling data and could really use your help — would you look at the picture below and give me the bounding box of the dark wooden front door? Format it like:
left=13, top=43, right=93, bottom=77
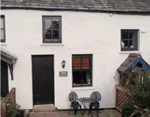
left=1, top=60, right=9, bottom=97
left=32, top=55, right=54, bottom=105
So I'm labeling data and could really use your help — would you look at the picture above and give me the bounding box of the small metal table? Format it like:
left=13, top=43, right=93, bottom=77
left=78, top=97, right=99, bottom=116
left=78, top=97, right=95, bottom=104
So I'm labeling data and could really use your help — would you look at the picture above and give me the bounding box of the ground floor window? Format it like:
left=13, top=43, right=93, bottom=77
left=72, top=54, right=92, bottom=87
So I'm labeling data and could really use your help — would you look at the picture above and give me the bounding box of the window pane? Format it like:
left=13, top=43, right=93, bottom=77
left=122, top=31, right=128, bottom=39
left=82, top=71, right=91, bottom=85
left=45, top=19, right=52, bottom=30
left=51, top=19, right=59, bottom=29
left=121, top=40, right=128, bottom=48
left=73, top=58, right=81, bottom=69
left=129, top=32, right=133, bottom=39
left=0, top=18, right=3, bottom=28
left=53, top=30, right=59, bottom=39
left=129, top=40, right=134, bottom=48
left=82, top=57, right=90, bottom=69
left=73, top=71, right=82, bottom=85
left=0, top=29, right=4, bottom=40
left=45, top=30, right=52, bottom=40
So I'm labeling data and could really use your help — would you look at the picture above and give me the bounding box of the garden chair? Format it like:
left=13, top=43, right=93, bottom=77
left=68, top=91, right=82, bottom=115
left=88, top=91, right=101, bottom=117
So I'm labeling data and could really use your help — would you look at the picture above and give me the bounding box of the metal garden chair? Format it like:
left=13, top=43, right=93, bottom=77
left=88, top=91, right=101, bottom=117
left=68, top=91, right=82, bottom=115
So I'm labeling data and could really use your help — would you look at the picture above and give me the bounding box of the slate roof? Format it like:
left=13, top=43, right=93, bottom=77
left=1, top=0, right=150, bottom=13
left=117, top=53, right=150, bottom=73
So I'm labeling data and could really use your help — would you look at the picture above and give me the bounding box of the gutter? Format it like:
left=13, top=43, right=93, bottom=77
left=1, top=6, right=150, bottom=15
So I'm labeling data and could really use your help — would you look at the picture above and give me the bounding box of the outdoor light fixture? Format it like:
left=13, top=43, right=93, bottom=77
left=62, top=60, right=66, bottom=68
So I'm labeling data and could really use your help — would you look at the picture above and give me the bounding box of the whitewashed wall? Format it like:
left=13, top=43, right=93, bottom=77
left=1, top=10, right=150, bottom=109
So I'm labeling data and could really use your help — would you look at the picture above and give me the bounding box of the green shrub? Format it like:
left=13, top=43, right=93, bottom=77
left=121, top=68, right=150, bottom=117
left=1, top=97, right=21, bottom=117
left=122, top=101, right=141, bottom=117
left=128, top=69, right=150, bottom=109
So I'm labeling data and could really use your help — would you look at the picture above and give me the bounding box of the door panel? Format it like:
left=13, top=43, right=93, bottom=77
left=32, top=55, right=54, bottom=105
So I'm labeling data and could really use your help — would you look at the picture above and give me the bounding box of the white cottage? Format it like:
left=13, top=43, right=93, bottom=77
left=1, top=0, right=150, bottom=110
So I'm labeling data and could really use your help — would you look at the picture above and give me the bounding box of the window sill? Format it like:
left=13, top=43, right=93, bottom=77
left=70, top=87, right=96, bottom=91
left=0, top=43, right=7, bottom=46
left=40, top=44, right=64, bottom=46
left=120, top=51, right=142, bottom=54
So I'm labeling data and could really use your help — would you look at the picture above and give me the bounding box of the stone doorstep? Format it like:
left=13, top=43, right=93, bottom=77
left=34, top=104, right=54, bottom=107
left=32, top=105, right=57, bottom=112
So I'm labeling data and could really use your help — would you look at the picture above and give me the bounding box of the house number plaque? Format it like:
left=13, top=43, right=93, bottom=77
left=59, top=71, right=68, bottom=77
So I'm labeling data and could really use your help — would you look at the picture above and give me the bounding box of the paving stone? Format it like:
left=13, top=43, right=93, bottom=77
left=36, top=112, right=45, bottom=117
left=28, top=110, right=121, bottom=117
left=59, top=110, right=121, bottom=117
left=45, top=112, right=61, bottom=117
left=29, top=112, right=36, bottom=117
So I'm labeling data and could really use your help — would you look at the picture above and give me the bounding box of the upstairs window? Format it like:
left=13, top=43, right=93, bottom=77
left=121, top=30, right=139, bottom=51
left=42, top=16, right=61, bottom=43
left=0, top=15, right=5, bottom=43
left=72, top=54, right=92, bottom=87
